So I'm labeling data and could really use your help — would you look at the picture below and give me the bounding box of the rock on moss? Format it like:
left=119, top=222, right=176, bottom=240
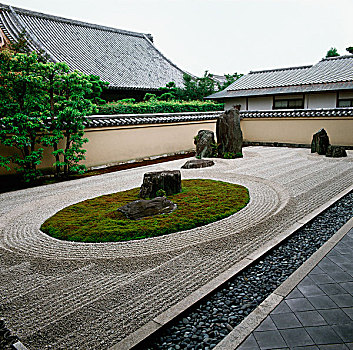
left=139, top=170, right=182, bottom=199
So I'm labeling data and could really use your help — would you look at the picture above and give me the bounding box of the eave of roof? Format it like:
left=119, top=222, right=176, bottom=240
left=208, top=81, right=353, bottom=99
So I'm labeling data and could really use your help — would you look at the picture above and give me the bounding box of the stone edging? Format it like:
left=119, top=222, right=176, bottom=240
left=110, top=184, right=353, bottom=350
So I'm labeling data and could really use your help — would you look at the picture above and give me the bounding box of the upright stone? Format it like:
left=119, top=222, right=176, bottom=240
left=326, top=145, right=347, bottom=158
left=139, top=170, right=182, bottom=199
left=194, top=130, right=216, bottom=158
left=216, top=107, right=243, bottom=158
left=311, top=129, right=330, bottom=155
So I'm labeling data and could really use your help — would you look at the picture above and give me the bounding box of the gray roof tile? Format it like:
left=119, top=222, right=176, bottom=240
left=0, top=3, right=185, bottom=90
left=84, top=108, right=353, bottom=128
left=209, top=56, right=353, bottom=98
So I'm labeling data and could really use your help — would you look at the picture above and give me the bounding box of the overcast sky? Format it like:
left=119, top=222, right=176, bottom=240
left=2, top=0, right=352, bottom=76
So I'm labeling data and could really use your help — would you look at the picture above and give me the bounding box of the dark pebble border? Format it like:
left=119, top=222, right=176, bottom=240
left=142, top=191, right=353, bottom=350
left=0, top=319, right=20, bottom=349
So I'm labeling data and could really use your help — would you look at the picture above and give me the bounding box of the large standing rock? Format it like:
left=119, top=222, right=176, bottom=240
left=216, top=108, right=243, bottom=158
left=117, top=197, right=177, bottom=220
left=326, top=145, right=347, bottom=158
left=194, top=130, right=216, bottom=158
left=311, top=129, right=330, bottom=155
left=139, top=170, right=182, bottom=199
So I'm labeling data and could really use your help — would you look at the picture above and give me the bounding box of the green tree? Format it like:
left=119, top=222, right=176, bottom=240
left=217, top=72, right=243, bottom=90
left=326, top=47, right=340, bottom=58
left=0, top=50, right=47, bottom=182
left=0, top=49, right=107, bottom=181
left=40, top=64, right=108, bottom=178
left=346, top=46, right=353, bottom=54
left=155, top=71, right=242, bottom=102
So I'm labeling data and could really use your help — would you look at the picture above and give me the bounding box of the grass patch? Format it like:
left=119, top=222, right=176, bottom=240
left=41, top=179, right=249, bottom=243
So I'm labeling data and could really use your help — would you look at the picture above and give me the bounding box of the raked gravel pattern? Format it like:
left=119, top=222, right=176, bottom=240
left=0, top=146, right=353, bottom=349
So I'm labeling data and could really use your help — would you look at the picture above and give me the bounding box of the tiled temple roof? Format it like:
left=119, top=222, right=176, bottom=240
left=0, top=3, right=185, bottom=90
left=208, top=56, right=353, bottom=99
left=85, top=108, right=353, bottom=128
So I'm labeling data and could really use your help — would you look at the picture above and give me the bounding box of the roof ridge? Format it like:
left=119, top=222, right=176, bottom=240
left=0, top=2, right=151, bottom=39
left=321, top=55, right=353, bottom=61
left=249, top=65, right=312, bottom=74
left=228, top=80, right=352, bottom=92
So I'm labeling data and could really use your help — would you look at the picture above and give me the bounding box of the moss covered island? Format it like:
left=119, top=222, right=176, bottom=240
left=41, top=179, right=249, bottom=242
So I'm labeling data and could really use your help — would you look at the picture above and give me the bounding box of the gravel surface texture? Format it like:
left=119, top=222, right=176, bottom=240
left=146, top=191, right=353, bottom=350
left=0, top=146, right=353, bottom=349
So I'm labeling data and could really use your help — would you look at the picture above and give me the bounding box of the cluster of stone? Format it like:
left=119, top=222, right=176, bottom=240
left=311, top=129, right=347, bottom=158
left=193, top=107, right=243, bottom=163
left=118, top=170, right=181, bottom=220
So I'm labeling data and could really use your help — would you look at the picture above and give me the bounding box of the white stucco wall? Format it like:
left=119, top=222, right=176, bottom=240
left=224, top=91, right=353, bottom=111
left=248, top=96, right=272, bottom=110
left=225, top=98, right=246, bottom=110
left=306, top=93, right=337, bottom=109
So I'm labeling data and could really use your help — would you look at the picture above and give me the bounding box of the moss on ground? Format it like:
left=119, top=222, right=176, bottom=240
left=41, top=179, right=249, bottom=242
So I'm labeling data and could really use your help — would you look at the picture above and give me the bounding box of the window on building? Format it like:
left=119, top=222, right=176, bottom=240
left=273, top=96, right=304, bottom=109
left=337, top=99, right=353, bottom=107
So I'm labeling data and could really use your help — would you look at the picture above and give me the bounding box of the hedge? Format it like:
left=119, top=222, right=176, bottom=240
left=98, top=100, right=224, bottom=115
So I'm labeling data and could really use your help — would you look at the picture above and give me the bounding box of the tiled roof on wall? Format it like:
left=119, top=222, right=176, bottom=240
left=86, top=111, right=221, bottom=127
left=0, top=3, right=186, bottom=90
left=85, top=108, right=353, bottom=128
left=209, top=56, right=353, bottom=98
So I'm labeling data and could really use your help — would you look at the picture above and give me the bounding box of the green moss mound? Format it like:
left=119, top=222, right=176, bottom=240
left=41, top=179, right=249, bottom=243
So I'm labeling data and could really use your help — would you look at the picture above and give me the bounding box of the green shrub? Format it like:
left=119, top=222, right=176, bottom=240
left=223, top=152, right=243, bottom=159
left=156, top=189, right=166, bottom=197
left=158, top=92, right=175, bottom=101
left=99, top=100, right=224, bottom=115
left=143, top=93, right=156, bottom=101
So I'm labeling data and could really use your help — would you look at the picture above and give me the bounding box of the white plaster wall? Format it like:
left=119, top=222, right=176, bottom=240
left=225, top=98, right=246, bottom=110
left=248, top=96, right=272, bottom=110
left=306, top=93, right=337, bottom=109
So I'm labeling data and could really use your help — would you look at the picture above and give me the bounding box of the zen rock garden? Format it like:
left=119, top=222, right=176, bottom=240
left=311, top=128, right=347, bottom=158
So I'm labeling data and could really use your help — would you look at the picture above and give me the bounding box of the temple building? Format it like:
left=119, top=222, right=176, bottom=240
left=208, top=55, right=353, bottom=111
left=0, top=3, right=186, bottom=100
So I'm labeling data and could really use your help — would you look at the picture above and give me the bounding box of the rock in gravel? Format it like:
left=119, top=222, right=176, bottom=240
left=311, top=128, right=330, bottom=155
left=181, top=159, right=215, bottom=169
left=216, top=107, right=243, bottom=158
left=325, top=145, right=347, bottom=158
left=139, top=170, right=182, bottom=199
left=194, top=130, right=216, bottom=158
left=117, top=197, right=177, bottom=220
